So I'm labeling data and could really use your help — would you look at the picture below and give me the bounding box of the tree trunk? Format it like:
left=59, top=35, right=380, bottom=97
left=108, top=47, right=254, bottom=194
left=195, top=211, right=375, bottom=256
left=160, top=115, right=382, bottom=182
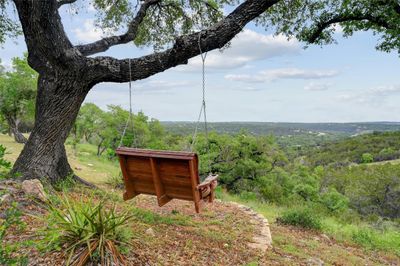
left=6, top=116, right=27, bottom=144
left=12, top=75, right=89, bottom=183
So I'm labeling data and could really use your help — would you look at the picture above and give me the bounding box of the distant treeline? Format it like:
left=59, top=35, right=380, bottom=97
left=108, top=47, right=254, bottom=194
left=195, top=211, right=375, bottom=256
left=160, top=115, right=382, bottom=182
left=161, top=121, right=400, bottom=136
left=303, top=131, right=400, bottom=166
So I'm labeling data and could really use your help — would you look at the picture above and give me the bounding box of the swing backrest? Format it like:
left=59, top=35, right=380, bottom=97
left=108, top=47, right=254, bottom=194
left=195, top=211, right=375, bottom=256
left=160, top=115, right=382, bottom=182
left=116, top=147, right=203, bottom=212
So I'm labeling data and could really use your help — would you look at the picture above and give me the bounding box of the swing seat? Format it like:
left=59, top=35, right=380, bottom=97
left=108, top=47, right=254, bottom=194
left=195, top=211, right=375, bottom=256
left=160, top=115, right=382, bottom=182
left=116, top=147, right=218, bottom=213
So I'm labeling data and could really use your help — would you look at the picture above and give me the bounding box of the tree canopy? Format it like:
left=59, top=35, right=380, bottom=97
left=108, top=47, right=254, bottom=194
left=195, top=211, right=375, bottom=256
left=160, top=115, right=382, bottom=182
left=1, top=1, right=399, bottom=54
left=0, top=54, right=37, bottom=143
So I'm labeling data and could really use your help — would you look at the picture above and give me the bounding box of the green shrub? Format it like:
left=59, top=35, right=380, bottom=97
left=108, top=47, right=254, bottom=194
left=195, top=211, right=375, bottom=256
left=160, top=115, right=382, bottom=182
left=320, top=188, right=349, bottom=213
left=361, top=153, right=374, bottom=163
left=352, top=228, right=376, bottom=248
left=41, top=196, right=133, bottom=265
left=293, top=184, right=319, bottom=201
left=277, top=207, right=322, bottom=230
left=0, top=144, right=11, bottom=178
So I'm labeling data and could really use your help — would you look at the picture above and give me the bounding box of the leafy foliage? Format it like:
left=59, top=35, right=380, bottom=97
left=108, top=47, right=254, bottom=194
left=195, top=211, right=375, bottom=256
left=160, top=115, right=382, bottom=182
left=90, top=0, right=232, bottom=50
left=323, top=164, right=400, bottom=218
left=277, top=207, right=323, bottom=230
left=264, top=0, right=400, bottom=54
left=304, top=131, right=400, bottom=166
left=0, top=144, right=11, bottom=178
left=72, top=104, right=169, bottom=156
left=0, top=203, right=28, bottom=265
left=42, top=196, right=133, bottom=265
left=0, top=0, right=20, bottom=44
left=0, top=54, right=37, bottom=136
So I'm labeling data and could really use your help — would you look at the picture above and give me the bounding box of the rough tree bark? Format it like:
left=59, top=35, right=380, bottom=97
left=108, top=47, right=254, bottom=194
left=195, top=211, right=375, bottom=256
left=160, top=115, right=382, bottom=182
left=5, top=116, right=27, bottom=144
left=11, top=0, right=279, bottom=183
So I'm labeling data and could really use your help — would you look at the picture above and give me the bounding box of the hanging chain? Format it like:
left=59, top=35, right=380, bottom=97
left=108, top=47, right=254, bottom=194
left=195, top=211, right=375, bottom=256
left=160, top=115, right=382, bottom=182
left=118, top=58, right=135, bottom=147
left=190, top=31, right=211, bottom=174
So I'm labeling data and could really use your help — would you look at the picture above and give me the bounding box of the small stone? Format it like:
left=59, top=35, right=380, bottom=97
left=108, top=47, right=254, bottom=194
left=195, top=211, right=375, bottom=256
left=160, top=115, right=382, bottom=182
left=0, top=193, right=12, bottom=204
left=22, top=179, right=47, bottom=202
left=145, top=228, right=155, bottom=237
left=223, top=243, right=229, bottom=248
left=87, top=163, right=94, bottom=167
left=307, top=257, right=324, bottom=266
left=321, top=234, right=331, bottom=243
left=74, top=166, right=82, bottom=170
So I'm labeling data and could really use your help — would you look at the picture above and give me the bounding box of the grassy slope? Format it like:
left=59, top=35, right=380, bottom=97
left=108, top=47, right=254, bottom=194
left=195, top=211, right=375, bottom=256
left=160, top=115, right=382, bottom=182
left=1, top=134, right=399, bottom=265
left=0, top=134, right=119, bottom=185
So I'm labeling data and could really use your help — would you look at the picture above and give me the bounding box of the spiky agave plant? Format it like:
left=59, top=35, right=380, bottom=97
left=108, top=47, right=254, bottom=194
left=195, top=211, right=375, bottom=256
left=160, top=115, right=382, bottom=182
left=44, top=196, right=133, bottom=266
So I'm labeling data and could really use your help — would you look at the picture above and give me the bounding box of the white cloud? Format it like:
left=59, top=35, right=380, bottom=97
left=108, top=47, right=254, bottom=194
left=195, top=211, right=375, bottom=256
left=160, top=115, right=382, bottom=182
left=335, top=85, right=400, bottom=105
left=370, top=85, right=400, bottom=96
left=176, top=29, right=300, bottom=71
left=304, top=81, right=333, bottom=91
left=225, top=68, right=339, bottom=83
left=134, top=80, right=192, bottom=94
left=73, top=19, right=103, bottom=42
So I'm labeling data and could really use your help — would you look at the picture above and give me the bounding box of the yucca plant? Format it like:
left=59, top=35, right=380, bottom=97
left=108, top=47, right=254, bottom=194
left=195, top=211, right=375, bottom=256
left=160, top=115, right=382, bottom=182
left=43, top=196, right=133, bottom=266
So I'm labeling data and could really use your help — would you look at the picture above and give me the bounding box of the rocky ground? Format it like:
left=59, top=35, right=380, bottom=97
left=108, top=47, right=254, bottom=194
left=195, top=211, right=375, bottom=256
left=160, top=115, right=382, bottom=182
left=1, top=179, right=399, bottom=266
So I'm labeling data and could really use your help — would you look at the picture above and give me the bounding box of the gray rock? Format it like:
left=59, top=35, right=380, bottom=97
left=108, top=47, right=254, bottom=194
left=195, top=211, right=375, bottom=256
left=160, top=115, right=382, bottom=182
left=0, top=193, right=12, bottom=204
left=21, top=179, right=47, bottom=202
left=307, top=257, right=324, bottom=266
left=145, top=227, right=155, bottom=237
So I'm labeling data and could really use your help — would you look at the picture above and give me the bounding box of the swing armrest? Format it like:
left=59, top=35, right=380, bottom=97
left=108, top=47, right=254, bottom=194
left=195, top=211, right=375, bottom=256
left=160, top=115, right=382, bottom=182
left=198, top=175, right=218, bottom=202
left=197, top=175, right=218, bottom=190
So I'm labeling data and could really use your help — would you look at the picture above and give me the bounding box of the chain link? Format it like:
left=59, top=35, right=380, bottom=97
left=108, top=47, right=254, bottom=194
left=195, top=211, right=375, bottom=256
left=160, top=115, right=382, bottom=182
left=190, top=31, right=211, bottom=174
left=119, top=58, right=135, bottom=148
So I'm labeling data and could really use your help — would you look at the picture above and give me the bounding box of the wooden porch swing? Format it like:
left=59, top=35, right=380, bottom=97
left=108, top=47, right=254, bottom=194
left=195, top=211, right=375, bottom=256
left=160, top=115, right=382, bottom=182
left=116, top=148, right=218, bottom=213
left=116, top=33, right=218, bottom=213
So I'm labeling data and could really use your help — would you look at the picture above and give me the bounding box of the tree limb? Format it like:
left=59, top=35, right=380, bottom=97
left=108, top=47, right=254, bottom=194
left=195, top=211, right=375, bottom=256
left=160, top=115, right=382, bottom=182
left=58, top=0, right=78, bottom=8
left=76, top=0, right=161, bottom=56
left=307, top=12, right=394, bottom=43
left=86, top=0, right=279, bottom=83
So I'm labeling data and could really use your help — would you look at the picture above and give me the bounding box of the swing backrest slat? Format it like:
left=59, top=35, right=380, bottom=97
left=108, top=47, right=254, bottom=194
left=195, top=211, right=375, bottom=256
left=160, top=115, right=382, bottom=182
left=116, top=147, right=205, bottom=212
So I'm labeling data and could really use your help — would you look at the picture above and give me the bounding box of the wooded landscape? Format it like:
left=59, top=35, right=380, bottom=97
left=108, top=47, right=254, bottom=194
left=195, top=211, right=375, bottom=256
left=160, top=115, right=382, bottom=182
left=0, top=0, right=400, bottom=265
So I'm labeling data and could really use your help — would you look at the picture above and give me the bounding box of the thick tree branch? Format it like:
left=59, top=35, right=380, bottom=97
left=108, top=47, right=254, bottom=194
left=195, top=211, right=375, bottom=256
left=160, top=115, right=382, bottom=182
left=87, top=0, right=279, bottom=83
left=308, top=12, right=394, bottom=43
left=76, top=0, right=161, bottom=56
left=13, top=0, right=77, bottom=73
left=58, top=0, right=78, bottom=8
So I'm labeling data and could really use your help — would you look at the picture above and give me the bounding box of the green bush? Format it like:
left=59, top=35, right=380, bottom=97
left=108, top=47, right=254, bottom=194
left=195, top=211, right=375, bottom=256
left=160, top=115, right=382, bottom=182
left=320, top=188, right=349, bottom=213
left=361, top=153, right=374, bottom=163
left=293, top=184, right=319, bottom=201
left=0, top=144, right=11, bottom=178
left=352, top=228, right=376, bottom=248
left=277, top=207, right=322, bottom=230
left=41, top=196, right=133, bottom=265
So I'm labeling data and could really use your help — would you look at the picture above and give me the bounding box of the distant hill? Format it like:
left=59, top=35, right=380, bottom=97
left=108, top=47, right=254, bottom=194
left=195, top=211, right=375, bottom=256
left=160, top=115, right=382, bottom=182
left=303, top=131, right=400, bottom=166
left=161, top=121, right=400, bottom=136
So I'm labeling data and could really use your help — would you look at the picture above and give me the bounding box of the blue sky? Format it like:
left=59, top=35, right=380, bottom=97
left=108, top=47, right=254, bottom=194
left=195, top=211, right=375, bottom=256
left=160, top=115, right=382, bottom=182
left=1, top=2, right=400, bottom=122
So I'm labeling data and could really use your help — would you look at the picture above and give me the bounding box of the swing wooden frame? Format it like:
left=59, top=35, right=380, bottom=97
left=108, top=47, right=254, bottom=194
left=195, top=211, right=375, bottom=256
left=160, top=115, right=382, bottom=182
left=116, top=147, right=218, bottom=213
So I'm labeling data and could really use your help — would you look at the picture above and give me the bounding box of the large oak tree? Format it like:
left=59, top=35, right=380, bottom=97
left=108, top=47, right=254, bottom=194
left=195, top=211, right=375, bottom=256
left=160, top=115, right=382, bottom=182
left=1, top=0, right=399, bottom=183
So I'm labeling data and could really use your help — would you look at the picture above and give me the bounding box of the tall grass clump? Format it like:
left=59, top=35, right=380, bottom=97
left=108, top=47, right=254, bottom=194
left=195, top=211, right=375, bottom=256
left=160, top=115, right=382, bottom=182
left=277, top=207, right=323, bottom=230
left=42, top=196, right=133, bottom=265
